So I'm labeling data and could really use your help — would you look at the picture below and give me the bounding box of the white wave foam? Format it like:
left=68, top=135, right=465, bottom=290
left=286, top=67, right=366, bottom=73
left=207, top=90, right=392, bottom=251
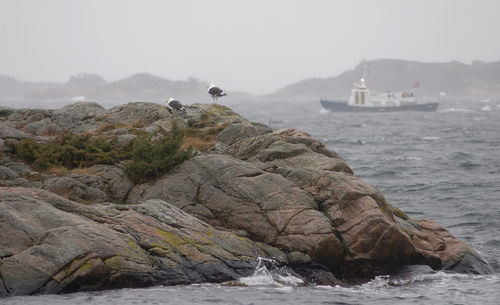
left=381, top=156, right=422, bottom=161
left=319, top=108, right=330, bottom=114
left=439, top=107, right=474, bottom=113
left=421, top=136, right=440, bottom=141
left=481, top=105, right=492, bottom=111
left=238, top=257, right=304, bottom=287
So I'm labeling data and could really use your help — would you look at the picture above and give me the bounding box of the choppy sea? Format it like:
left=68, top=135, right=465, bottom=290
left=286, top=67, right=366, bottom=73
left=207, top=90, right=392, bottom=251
left=2, top=99, right=500, bottom=305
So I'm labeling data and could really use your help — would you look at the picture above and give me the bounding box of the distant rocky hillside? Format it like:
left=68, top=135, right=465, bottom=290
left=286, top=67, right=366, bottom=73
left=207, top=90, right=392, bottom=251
left=1, top=59, right=499, bottom=109
left=0, top=74, right=253, bottom=109
left=272, top=59, right=500, bottom=99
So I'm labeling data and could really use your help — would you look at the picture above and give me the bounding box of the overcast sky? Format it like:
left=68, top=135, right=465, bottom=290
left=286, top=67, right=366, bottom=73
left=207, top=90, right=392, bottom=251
left=1, top=0, right=499, bottom=94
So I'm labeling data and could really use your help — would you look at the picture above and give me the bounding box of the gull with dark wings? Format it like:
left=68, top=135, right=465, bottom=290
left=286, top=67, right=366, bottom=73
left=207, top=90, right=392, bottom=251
left=165, top=98, right=186, bottom=113
left=207, top=84, right=227, bottom=103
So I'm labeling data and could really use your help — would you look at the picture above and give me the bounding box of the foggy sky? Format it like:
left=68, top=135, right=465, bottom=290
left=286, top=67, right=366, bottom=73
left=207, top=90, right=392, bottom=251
left=1, top=0, right=499, bottom=94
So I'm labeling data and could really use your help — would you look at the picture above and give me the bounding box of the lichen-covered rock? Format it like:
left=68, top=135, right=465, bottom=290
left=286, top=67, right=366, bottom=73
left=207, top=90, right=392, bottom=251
left=127, top=118, right=491, bottom=279
left=42, top=174, right=108, bottom=203
left=95, top=102, right=171, bottom=126
left=52, top=102, right=105, bottom=132
left=0, top=139, right=9, bottom=152
left=0, top=106, right=15, bottom=118
left=91, top=165, right=134, bottom=202
left=216, top=122, right=273, bottom=145
left=221, top=129, right=353, bottom=174
left=0, top=123, right=33, bottom=139
left=4, top=109, right=53, bottom=127
left=0, top=187, right=291, bottom=296
left=128, top=155, right=345, bottom=269
left=23, top=118, right=63, bottom=136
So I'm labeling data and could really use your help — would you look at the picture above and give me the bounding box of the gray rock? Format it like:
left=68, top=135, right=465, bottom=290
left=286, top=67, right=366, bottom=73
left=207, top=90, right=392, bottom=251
left=112, top=128, right=129, bottom=135
left=217, top=122, right=273, bottom=145
left=221, top=129, right=352, bottom=174
left=0, top=177, right=33, bottom=187
left=43, top=176, right=87, bottom=201
left=23, top=118, right=63, bottom=136
left=0, top=187, right=285, bottom=296
left=287, top=251, right=312, bottom=264
left=4, top=162, right=33, bottom=175
left=0, top=166, right=19, bottom=179
left=96, top=102, right=171, bottom=126
left=52, top=102, right=105, bottom=132
left=6, top=109, right=53, bottom=125
left=128, top=146, right=490, bottom=279
left=0, top=123, right=32, bottom=139
left=116, top=134, right=137, bottom=148
left=91, top=165, right=134, bottom=202
left=0, top=106, right=15, bottom=117
left=128, top=154, right=345, bottom=264
left=0, top=138, right=10, bottom=152
left=444, top=251, right=493, bottom=274
left=43, top=175, right=108, bottom=203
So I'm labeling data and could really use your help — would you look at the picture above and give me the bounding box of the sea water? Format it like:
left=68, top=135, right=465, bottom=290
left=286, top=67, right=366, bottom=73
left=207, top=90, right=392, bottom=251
left=2, top=99, right=500, bottom=304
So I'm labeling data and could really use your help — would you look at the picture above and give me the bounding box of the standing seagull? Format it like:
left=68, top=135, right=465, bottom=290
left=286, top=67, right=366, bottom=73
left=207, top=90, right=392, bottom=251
left=165, top=98, right=186, bottom=113
left=207, top=84, right=227, bottom=103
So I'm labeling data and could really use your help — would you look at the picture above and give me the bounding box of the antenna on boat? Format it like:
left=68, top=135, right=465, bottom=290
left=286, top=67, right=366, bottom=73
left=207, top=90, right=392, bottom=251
left=358, top=65, right=368, bottom=88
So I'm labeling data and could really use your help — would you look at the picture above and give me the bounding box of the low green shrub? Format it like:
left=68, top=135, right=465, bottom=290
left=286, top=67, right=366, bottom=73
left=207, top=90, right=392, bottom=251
left=9, top=124, right=192, bottom=183
left=10, top=134, right=127, bottom=170
left=124, top=124, right=193, bottom=183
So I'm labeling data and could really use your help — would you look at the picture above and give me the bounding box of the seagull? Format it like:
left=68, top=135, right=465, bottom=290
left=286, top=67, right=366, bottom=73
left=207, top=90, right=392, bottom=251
left=165, top=98, right=186, bottom=113
left=207, top=84, right=227, bottom=103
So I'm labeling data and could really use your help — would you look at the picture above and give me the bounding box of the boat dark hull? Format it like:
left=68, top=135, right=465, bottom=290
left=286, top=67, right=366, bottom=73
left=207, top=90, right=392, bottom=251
left=320, top=100, right=439, bottom=112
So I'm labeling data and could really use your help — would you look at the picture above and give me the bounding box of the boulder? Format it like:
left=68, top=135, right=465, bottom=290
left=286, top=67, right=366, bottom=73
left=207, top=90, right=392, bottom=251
left=91, top=165, right=134, bottom=202
left=221, top=129, right=352, bottom=174
left=43, top=175, right=108, bottom=203
left=116, top=134, right=137, bottom=148
left=0, top=106, right=15, bottom=118
left=128, top=155, right=344, bottom=261
left=96, top=102, right=171, bottom=126
left=23, top=118, right=63, bottom=136
left=217, top=122, right=273, bottom=145
left=4, top=109, right=53, bottom=127
left=0, top=139, right=9, bottom=152
left=0, top=123, right=32, bottom=139
left=52, top=102, right=105, bottom=133
left=128, top=147, right=490, bottom=278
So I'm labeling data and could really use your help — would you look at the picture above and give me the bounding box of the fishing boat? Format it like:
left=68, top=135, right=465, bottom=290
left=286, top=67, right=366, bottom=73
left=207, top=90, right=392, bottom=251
left=320, top=77, right=439, bottom=112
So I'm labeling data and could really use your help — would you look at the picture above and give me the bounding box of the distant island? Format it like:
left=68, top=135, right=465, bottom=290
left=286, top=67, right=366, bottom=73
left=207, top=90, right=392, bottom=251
left=272, top=59, right=500, bottom=100
left=1, top=59, right=499, bottom=109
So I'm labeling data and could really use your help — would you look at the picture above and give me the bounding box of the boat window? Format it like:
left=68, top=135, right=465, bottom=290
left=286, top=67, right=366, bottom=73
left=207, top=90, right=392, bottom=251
left=360, top=92, right=365, bottom=104
left=355, top=92, right=359, bottom=104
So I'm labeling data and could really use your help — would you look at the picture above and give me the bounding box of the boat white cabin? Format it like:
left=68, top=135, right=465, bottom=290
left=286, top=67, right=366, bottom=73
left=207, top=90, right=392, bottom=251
left=348, top=78, right=417, bottom=108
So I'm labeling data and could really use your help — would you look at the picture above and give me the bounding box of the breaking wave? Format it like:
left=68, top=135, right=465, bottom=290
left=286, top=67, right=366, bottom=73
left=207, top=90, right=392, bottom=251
left=237, top=257, right=304, bottom=287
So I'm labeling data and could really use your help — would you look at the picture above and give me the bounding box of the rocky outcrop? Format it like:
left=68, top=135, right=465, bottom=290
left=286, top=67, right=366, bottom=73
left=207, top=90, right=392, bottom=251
left=95, top=102, right=172, bottom=126
left=52, top=102, right=106, bottom=133
left=0, top=187, right=295, bottom=296
left=0, top=101, right=492, bottom=296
